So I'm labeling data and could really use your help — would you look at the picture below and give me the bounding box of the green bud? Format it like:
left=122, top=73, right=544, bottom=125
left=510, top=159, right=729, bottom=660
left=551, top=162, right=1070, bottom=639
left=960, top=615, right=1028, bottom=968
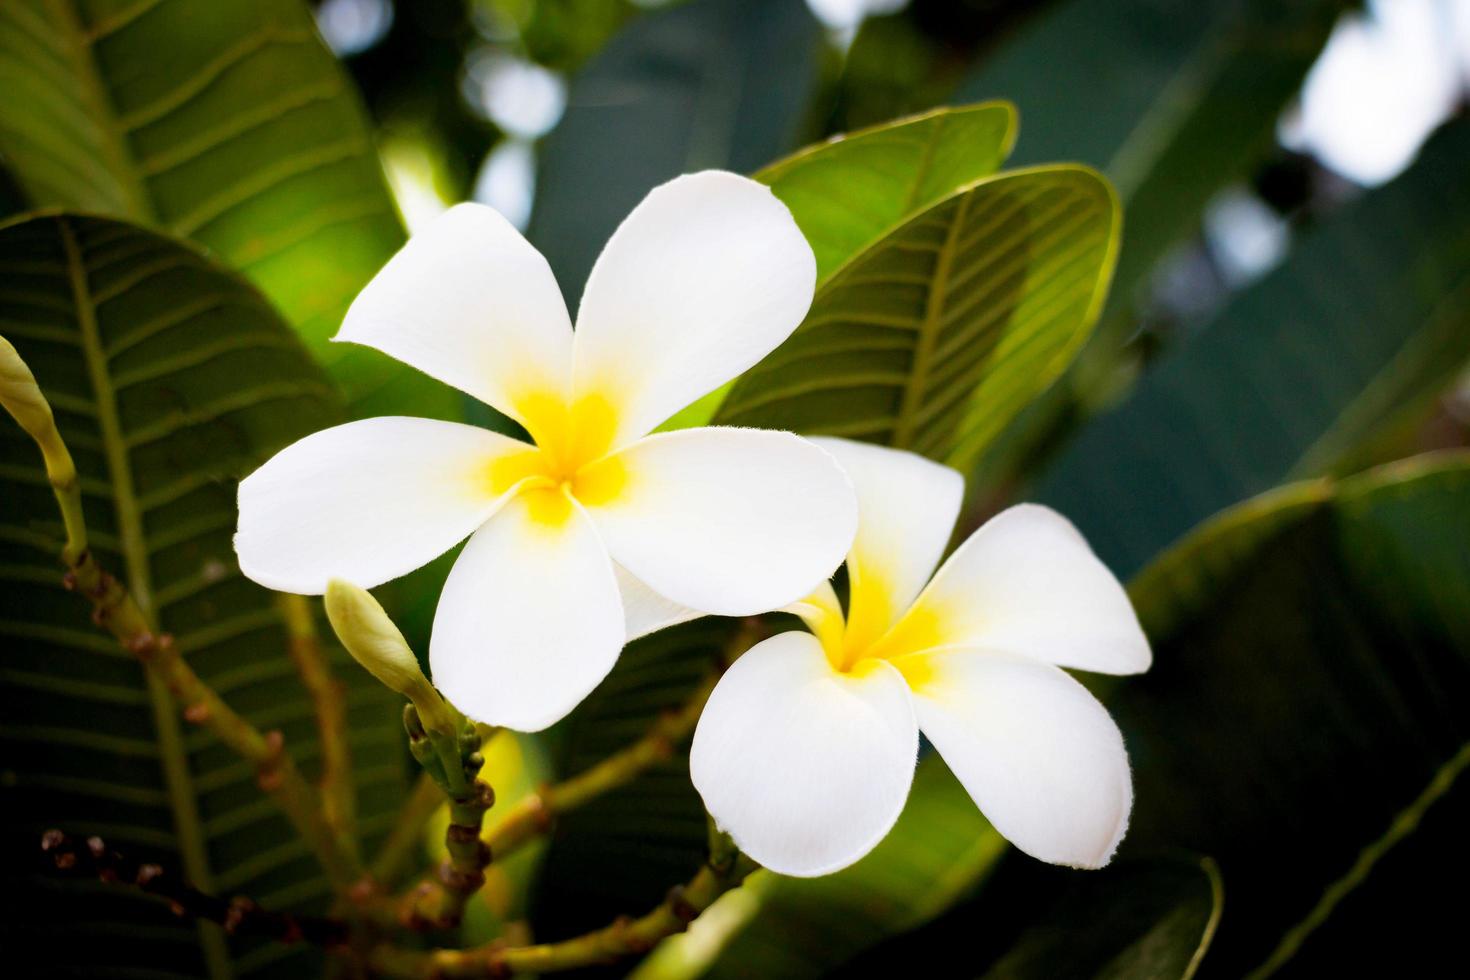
left=324, top=579, right=456, bottom=736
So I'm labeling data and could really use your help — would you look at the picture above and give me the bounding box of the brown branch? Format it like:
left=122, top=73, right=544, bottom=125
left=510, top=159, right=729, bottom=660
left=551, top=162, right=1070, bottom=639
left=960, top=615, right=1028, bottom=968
left=40, top=830, right=350, bottom=947
left=487, top=619, right=762, bottom=863
left=370, top=832, right=749, bottom=977
left=62, top=550, right=364, bottom=893
left=278, top=593, right=357, bottom=863
left=370, top=772, right=445, bottom=889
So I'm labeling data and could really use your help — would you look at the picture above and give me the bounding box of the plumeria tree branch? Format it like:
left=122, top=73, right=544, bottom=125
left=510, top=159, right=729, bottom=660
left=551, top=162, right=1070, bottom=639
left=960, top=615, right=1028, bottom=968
left=488, top=668, right=725, bottom=862
left=370, top=823, right=749, bottom=978
left=40, top=830, right=351, bottom=948
left=278, top=592, right=357, bottom=863
left=1, top=340, right=365, bottom=895
left=324, top=580, right=495, bottom=930
left=488, top=617, right=763, bottom=862
left=370, top=772, right=446, bottom=888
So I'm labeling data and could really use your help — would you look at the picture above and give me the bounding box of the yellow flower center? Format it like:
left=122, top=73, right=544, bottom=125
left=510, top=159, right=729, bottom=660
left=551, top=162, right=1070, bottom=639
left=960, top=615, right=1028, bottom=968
left=812, top=569, right=947, bottom=685
left=484, top=391, right=630, bottom=526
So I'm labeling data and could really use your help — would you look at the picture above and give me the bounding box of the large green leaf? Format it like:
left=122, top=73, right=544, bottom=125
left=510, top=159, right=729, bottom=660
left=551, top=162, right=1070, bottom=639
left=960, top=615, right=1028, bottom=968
left=956, top=0, right=1345, bottom=312
left=716, top=165, right=1119, bottom=472
left=0, top=0, right=443, bottom=419
left=528, top=0, right=822, bottom=294
left=1110, top=452, right=1470, bottom=975
left=756, top=102, right=1017, bottom=283
left=951, top=0, right=1346, bottom=499
left=634, top=755, right=1006, bottom=980
left=1036, top=118, right=1470, bottom=576
left=0, top=214, right=404, bottom=978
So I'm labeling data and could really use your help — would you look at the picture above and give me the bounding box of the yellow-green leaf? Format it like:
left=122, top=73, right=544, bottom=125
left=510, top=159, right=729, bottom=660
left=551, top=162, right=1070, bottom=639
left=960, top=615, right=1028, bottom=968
left=716, top=165, right=1120, bottom=472
left=0, top=0, right=444, bottom=420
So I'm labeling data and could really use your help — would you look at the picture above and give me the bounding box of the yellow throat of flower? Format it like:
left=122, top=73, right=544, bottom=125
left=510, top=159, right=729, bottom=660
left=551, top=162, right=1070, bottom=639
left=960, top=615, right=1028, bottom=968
left=814, top=569, right=946, bottom=689
left=485, top=390, right=629, bottom=524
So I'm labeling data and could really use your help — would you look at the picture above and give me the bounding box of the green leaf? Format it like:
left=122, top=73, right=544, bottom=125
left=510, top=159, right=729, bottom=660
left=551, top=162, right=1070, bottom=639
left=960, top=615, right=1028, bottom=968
left=1113, top=451, right=1470, bottom=975
left=978, top=856, right=1223, bottom=980
left=956, top=0, right=1345, bottom=311
left=527, top=619, right=736, bottom=936
left=952, top=0, right=1346, bottom=499
left=0, top=0, right=444, bottom=420
left=633, top=756, right=1006, bottom=980
left=0, top=213, right=404, bottom=978
left=716, top=165, right=1120, bottom=472
left=1036, top=118, right=1470, bottom=576
left=528, top=0, right=822, bottom=294
left=756, top=102, right=1018, bottom=283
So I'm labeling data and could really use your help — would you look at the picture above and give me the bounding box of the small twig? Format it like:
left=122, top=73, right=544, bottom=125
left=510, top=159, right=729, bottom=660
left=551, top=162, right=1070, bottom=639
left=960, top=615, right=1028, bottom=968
left=370, top=772, right=444, bottom=889
left=370, top=826, right=749, bottom=977
left=61, top=555, right=363, bottom=893
left=40, top=830, right=350, bottom=947
left=3, top=339, right=363, bottom=895
left=488, top=671, right=720, bottom=861
left=278, top=593, right=357, bottom=863
left=487, top=618, right=761, bottom=863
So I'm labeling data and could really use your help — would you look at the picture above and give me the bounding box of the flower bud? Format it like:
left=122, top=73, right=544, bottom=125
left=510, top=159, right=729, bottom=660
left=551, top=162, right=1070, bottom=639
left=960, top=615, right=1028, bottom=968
left=324, top=579, right=455, bottom=735
left=1, top=336, right=72, bottom=481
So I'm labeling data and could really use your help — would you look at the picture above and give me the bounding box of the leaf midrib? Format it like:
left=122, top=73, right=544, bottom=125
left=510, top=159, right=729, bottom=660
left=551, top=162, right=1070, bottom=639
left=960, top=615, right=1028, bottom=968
left=46, top=0, right=156, bottom=222
left=60, top=216, right=231, bottom=979
left=891, top=191, right=973, bottom=449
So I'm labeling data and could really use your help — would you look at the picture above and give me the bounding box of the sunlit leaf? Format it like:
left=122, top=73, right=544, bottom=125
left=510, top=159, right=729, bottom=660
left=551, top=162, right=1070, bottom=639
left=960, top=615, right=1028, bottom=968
left=717, top=165, right=1119, bottom=473
left=0, top=213, right=404, bottom=977
left=757, top=101, right=1017, bottom=282
left=0, top=0, right=446, bottom=420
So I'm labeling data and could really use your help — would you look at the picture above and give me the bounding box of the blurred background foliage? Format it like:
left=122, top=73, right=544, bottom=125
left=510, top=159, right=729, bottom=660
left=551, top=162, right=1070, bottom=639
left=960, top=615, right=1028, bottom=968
left=1, top=0, right=1467, bottom=976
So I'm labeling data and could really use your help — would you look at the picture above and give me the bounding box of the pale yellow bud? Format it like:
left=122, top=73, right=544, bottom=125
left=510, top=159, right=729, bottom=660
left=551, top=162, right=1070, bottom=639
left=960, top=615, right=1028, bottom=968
left=0, top=336, right=72, bottom=482
left=324, top=579, right=455, bottom=735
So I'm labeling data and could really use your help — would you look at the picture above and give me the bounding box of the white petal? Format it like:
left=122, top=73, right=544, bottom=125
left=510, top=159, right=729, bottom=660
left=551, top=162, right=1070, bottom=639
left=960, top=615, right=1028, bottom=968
left=582, top=427, right=856, bottom=617
left=691, top=632, right=917, bottom=877
left=429, top=493, right=624, bottom=731
left=807, top=438, right=963, bottom=652
left=614, top=563, right=704, bottom=642
left=572, top=172, right=816, bottom=446
left=883, top=504, right=1151, bottom=675
left=903, top=648, right=1132, bottom=868
left=236, top=417, right=528, bottom=594
left=336, top=202, right=574, bottom=424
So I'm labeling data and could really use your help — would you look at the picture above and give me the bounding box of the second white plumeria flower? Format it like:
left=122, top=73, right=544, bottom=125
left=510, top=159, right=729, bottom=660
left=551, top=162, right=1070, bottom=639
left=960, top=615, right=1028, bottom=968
left=235, top=172, right=857, bottom=731
left=691, top=438, right=1151, bottom=877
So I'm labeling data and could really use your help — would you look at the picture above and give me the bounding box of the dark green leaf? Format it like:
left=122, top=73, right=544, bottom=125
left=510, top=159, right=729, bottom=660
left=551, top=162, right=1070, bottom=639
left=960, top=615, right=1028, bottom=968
left=0, top=213, right=404, bottom=978
left=979, top=856, right=1222, bottom=980
left=635, top=755, right=1006, bottom=980
left=1036, top=118, right=1470, bottom=576
left=957, top=0, right=1345, bottom=308
left=0, top=0, right=443, bottom=419
left=528, top=0, right=822, bottom=295
left=716, top=165, right=1120, bottom=473
left=1113, top=452, right=1470, bottom=975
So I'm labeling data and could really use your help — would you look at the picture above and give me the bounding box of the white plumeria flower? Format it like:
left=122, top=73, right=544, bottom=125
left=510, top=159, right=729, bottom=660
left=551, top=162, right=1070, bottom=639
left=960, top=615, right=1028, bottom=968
left=691, top=438, right=1151, bottom=877
left=235, top=172, right=858, bottom=732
